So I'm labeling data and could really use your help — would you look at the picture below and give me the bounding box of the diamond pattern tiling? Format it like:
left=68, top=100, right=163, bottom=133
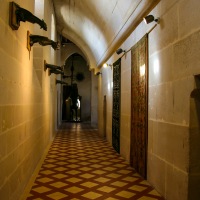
left=47, top=192, right=68, bottom=200
left=25, top=123, right=165, bottom=200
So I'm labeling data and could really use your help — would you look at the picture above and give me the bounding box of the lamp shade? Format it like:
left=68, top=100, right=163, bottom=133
left=143, top=15, right=155, bottom=24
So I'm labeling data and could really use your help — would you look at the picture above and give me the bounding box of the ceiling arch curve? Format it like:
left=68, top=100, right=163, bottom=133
left=53, top=0, right=160, bottom=70
left=60, top=30, right=97, bottom=71
left=60, top=42, right=97, bottom=73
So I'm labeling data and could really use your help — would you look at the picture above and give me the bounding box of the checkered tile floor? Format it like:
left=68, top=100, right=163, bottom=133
left=25, top=123, right=165, bottom=200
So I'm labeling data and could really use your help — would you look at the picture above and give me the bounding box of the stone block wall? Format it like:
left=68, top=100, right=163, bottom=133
left=0, top=0, right=59, bottom=199
left=98, top=0, right=200, bottom=199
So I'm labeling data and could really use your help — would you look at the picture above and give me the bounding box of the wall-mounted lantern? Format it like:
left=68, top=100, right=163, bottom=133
left=103, top=63, right=113, bottom=70
left=143, top=15, right=160, bottom=24
left=9, top=1, right=47, bottom=30
left=116, top=48, right=126, bottom=55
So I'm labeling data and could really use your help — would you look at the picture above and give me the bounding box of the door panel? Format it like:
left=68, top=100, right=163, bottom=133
left=112, top=58, right=121, bottom=154
left=130, top=35, right=148, bottom=178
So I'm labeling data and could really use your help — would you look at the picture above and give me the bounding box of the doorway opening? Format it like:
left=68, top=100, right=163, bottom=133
left=62, top=53, right=91, bottom=122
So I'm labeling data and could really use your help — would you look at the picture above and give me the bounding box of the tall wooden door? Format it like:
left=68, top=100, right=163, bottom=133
left=130, top=35, right=148, bottom=178
left=112, top=58, right=121, bottom=153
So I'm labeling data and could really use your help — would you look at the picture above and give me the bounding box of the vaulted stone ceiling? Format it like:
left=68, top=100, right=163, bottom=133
left=52, top=0, right=160, bottom=71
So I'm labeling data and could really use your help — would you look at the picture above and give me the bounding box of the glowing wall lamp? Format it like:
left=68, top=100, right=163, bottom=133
left=143, top=15, right=160, bottom=24
left=103, top=63, right=112, bottom=70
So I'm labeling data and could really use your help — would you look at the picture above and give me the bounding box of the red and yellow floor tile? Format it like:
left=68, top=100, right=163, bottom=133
left=24, top=123, right=165, bottom=200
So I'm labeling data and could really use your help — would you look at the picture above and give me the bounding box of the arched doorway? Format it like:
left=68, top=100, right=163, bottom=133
left=62, top=53, right=91, bottom=122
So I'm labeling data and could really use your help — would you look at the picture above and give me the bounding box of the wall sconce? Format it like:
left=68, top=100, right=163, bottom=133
left=103, top=63, right=112, bottom=70
left=143, top=15, right=160, bottom=24
left=56, top=80, right=67, bottom=85
left=44, top=60, right=63, bottom=71
left=9, top=2, right=47, bottom=30
left=116, top=48, right=126, bottom=55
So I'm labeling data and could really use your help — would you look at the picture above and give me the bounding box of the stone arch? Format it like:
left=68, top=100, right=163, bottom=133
left=62, top=52, right=91, bottom=122
left=61, top=43, right=89, bottom=69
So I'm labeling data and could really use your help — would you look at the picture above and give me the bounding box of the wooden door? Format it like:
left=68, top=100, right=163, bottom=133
left=130, top=35, right=148, bottom=178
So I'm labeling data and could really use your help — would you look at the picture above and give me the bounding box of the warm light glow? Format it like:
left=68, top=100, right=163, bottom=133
left=143, top=18, right=147, bottom=24
left=108, top=82, right=111, bottom=91
left=154, top=59, right=160, bottom=74
left=34, top=0, right=44, bottom=18
left=51, top=14, right=55, bottom=40
left=103, top=63, right=108, bottom=68
left=51, top=14, right=55, bottom=62
left=140, top=64, right=145, bottom=76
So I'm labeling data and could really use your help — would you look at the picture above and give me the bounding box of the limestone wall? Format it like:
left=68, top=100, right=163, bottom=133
left=0, top=0, right=59, bottom=199
left=98, top=0, right=200, bottom=199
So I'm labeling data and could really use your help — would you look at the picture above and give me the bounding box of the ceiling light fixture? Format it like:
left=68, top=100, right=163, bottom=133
left=143, top=15, right=160, bottom=24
